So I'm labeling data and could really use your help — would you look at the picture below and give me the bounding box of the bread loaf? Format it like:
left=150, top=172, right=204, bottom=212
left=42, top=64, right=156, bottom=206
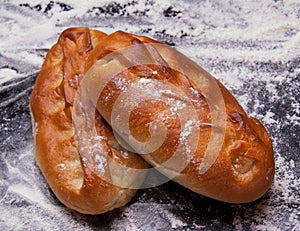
left=84, top=30, right=275, bottom=203
left=30, top=27, right=275, bottom=215
left=30, top=27, right=148, bottom=214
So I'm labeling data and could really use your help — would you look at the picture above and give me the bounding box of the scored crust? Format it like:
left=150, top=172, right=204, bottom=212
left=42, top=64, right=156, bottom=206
left=85, top=30, right=275, bottom=203
left=30, top=27, right=148, bottom=214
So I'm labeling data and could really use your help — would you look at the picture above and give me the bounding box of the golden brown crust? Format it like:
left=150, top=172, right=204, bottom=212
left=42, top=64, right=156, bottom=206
left=31, top=27, right=275, bottom=213
left=30, top=27, right=148, bottom=214
left=85, top=30, right=275, bottom=203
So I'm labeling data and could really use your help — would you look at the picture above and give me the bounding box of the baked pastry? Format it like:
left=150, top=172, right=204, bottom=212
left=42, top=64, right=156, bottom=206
left=30, top=27, right=148, bottom=214
left=84, top=30, right=275, bottom=203
left=31, top=27, right=275, bottom=214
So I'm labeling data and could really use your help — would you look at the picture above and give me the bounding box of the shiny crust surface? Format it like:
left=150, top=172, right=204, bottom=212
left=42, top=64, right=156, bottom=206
left=85, top=30, right=275, bottom=203
left=30, top=27, right=275, bottom=213
left=30, top=27, right=148, bottom=214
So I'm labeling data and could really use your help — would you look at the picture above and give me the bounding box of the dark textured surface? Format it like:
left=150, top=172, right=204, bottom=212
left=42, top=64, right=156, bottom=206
left=0, top=1, right=299, bottom=230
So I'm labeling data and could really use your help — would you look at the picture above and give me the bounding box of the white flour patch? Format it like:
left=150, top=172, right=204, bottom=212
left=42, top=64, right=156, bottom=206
left=0, top=68, right=22, bottom=84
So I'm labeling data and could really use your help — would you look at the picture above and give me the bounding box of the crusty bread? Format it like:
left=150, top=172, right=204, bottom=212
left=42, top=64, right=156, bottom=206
left=85, top=30, right=275, bottom=203
left=30, top=27, right=148, bottom=214
left=31, top=27, right=275, bottom=214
